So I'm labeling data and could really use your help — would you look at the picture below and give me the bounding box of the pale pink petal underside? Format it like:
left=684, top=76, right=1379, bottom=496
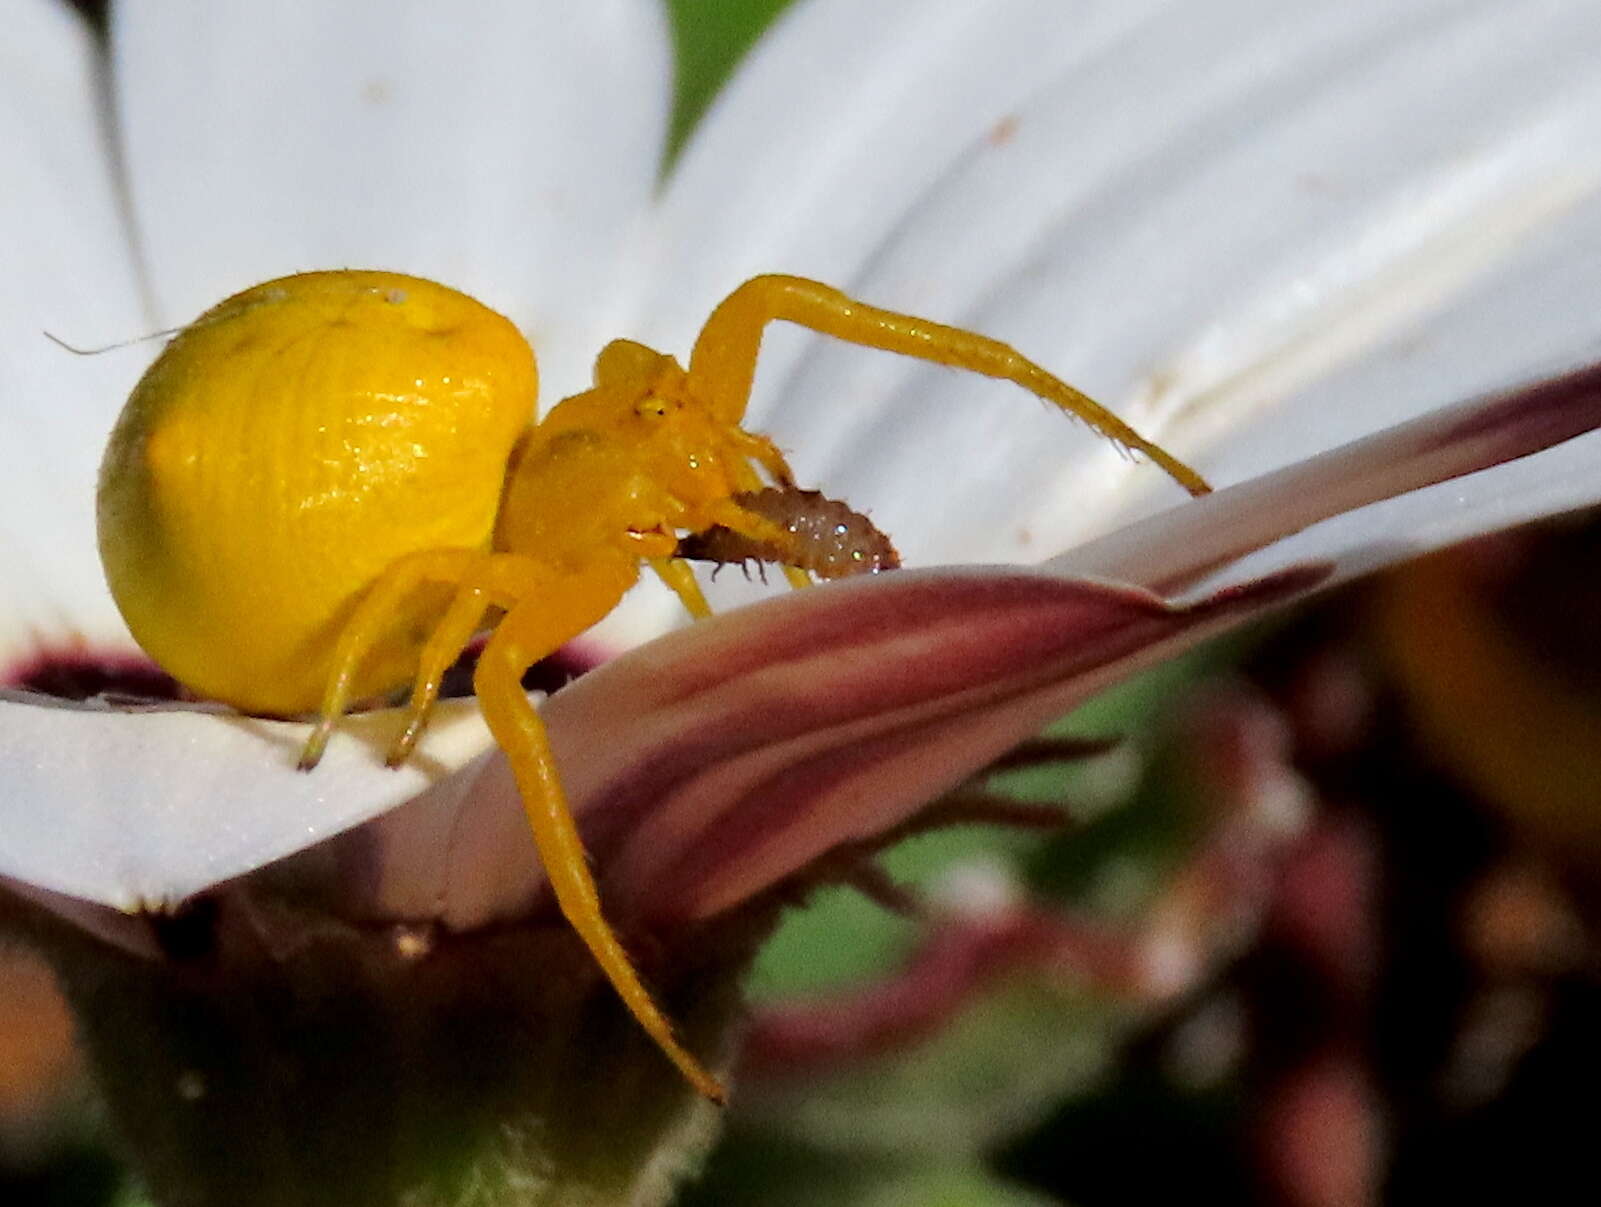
left=574, top=566, right=1320, bottom=923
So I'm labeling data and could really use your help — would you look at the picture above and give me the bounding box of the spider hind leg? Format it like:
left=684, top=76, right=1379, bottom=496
left=473, top=573, right=728, bottom=1101
left=297, top=547, right=481, bottom=771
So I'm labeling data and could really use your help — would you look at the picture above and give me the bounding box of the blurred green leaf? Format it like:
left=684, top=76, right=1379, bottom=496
left=684, top=979, right=1120, bottom=1203
left=749, top=639, right=1244, bottom=1001
left=682, top=1133, right=1065, bottom=1207
left=739, top=982, right=1124, bottom=1158
left=663, top=0, right=800, bottom=160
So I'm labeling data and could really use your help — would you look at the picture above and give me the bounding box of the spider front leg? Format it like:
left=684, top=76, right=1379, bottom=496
left=649, top=557, right=713, bottom=619
left=474, top=575, right=727, bottom=1102
left=653, top=496, right=817, bottom=620
left=704, top=496, right=813, bottom=591
left=686, top=274, right=1210, bottom=496
left=719, top=438, right=812, bottom=592
left=728, top=427, right=797, bottom=489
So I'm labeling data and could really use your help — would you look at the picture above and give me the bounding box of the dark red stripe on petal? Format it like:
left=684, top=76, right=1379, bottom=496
left=567, top=567, right=1171, bottom=717
left=1423, top=358, right=1601, bottom=465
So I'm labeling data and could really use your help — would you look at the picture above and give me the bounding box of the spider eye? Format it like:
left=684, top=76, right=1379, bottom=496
left=634, top=395, right=671, bottom=419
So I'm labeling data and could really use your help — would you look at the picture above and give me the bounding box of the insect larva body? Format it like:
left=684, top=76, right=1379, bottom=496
left=676, top=487, right=900, bottom=579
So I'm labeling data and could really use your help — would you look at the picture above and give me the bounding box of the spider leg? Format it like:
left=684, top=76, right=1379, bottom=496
left=702, top=497, right=813, bottom=591
left=384, top=556, right=538, bottom=767
left=686, top=274, right=1209, bottom=496
left=298, top=547, right=480, bottom=771
left=713, top=437, right=812, bottom=594
left=475, top=575, right=726, bottom=1102
left=649, top=557, right=713, bottom=620
left=728, top=427, right=796, bottom=489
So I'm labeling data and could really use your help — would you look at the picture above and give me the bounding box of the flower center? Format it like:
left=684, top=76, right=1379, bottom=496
left=3, top=647, right=182, bottom=703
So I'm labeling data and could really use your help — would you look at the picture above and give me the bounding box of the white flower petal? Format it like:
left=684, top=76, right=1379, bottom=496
left=619, top=0, right=1601, bottom=590
left=600, top=0, right=1601, bottom=647
left=0, top=0, right=149, bottom=660
left=0, top=693, right=491, bottom=910
left=113, top=0, right=672, bottom=400
left=638, top=0, right=1167, bottom=354
left=777, top=0, right=1601, bottom=565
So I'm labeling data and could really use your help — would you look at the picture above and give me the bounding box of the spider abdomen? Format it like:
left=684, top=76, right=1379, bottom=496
left=97, top=270, right=536, bottom=714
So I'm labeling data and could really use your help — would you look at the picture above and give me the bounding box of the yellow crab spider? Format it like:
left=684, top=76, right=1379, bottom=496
left=97, top=269, right=1209, bottom=1103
